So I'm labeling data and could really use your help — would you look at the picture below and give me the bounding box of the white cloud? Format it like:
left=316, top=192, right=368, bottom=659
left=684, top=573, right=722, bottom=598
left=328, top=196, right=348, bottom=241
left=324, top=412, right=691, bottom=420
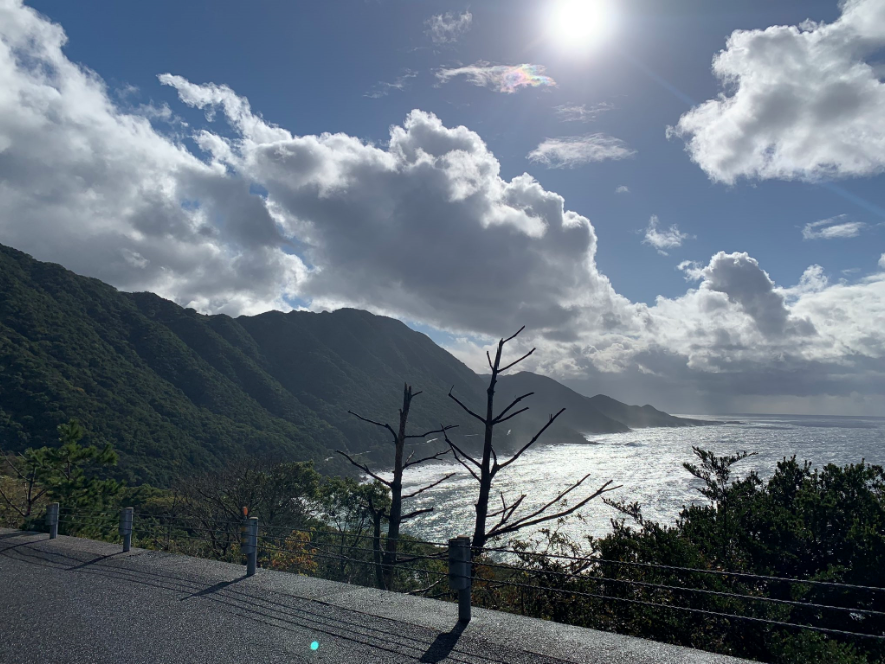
left=157, top=73, right=289, bottom=143
left=680, top=252, right=812, bottom=338
left=121, top=248, right=149, bottom=269
left=425, top=10, right=473, bottom=44
left=0, top=2, right=301, bottom=316
left=155, top=82, right=623, bottom=339
left=132, top=101, right=184, bottom=126
left=454, top=250, right=885, bottom=412
left=2, top=0, right=885, bottom=412
left=880, top=253, right=885, bottom=269
left=527, top=134, right=635, bottom=168
left=555, top=103, right=614, bottom=123
left=671, top=0, right=885, bottom=183
left=615, top=185, right=630, bottom=194
left=364, top=70, right=417, bottom=99
left=789, top=265, right=829, bottom=296
left=436, top=62, right=556, bottom=93
left=802, top=215, right=866, bottom=239
left=643, top=216, right=690, bottom=255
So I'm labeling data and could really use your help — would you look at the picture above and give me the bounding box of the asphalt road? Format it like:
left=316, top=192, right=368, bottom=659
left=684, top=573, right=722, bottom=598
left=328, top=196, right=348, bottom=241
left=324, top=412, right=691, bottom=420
left=0, top=530, right=751, bottom=664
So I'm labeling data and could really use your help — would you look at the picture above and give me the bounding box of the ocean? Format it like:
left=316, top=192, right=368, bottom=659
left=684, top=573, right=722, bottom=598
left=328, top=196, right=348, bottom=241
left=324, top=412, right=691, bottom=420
left=378, top=414, right=885, bottom=546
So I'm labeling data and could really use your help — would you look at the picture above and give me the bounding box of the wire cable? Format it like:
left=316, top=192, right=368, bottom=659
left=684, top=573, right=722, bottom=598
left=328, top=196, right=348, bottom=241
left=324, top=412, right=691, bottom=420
left=477, top=545, right=885, bottom=593
left=469, top=576, right=885, bottom=640
left=469, top=560, right=885, bottom=618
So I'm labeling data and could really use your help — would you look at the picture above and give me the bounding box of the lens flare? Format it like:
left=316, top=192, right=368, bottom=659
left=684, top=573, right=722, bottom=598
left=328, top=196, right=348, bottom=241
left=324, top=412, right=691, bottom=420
left=550, top=0, right=615, bottom=51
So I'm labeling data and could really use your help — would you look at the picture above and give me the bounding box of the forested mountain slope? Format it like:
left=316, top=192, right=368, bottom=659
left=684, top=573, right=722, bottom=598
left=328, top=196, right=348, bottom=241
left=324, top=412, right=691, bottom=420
left=0, top=244, right=698, bottom=485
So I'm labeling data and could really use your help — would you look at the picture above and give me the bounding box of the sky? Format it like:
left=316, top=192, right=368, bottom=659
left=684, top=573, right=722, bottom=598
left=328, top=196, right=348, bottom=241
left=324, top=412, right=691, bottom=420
left=0, top=0, right=884, bottom=416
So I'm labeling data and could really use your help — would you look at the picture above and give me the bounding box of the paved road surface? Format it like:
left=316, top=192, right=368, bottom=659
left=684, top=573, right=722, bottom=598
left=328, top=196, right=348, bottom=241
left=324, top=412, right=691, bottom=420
left=0, top=530, right=751, bottom=663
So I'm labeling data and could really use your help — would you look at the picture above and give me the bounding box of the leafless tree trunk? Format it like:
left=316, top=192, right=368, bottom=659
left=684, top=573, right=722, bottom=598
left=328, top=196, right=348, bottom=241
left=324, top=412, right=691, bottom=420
left=368, top=494, right=385, bottom=590
left=445, top=326, right=620, bottom=557
left=339, top=383, right=456, bottom=590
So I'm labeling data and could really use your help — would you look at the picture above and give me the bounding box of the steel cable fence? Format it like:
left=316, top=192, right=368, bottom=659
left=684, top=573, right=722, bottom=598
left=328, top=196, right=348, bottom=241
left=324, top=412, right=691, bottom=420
left=39, top=506, right=885, bottom=645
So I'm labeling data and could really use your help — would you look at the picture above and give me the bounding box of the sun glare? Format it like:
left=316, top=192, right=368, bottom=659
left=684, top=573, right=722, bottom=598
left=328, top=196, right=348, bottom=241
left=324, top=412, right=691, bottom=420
left=550, top=0, right=615, bottom=51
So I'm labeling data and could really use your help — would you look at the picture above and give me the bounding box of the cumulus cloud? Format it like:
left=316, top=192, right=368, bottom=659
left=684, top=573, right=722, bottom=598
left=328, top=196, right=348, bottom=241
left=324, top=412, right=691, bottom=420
left=671, top=0, right=885, bottom=183
left=615, top=185, right=630, bottom=194
left=0, top=2, right=301, bottom=316
left=880, top=253, right=885, bottom=269
left=364, top=69, right=417, bottom=99
left=555, top=103, right=614, bottom=123
left=231, top=109, right=626, bottom=337
left=436, top=62, right=556, bottom=93
left=425, top=10, right=473, bottom=44
left=466, top=249, right=884, bottom=412
left=680, top=252, right=813, bottom=338
left=2, top=0, right=885, bottom=412
left=643, top=216, right=690, bottom=255
left=157, top=73, right=289, bottom=144
left=790, top=265, right=829, bottom=296
left=527, top=134, right=635, bottom=168
left=802, top=215, right=866, bottom=239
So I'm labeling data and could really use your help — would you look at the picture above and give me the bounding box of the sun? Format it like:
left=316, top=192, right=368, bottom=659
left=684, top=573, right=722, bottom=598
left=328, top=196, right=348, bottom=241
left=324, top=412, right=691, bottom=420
left=549, top=0, right=615, bottom=51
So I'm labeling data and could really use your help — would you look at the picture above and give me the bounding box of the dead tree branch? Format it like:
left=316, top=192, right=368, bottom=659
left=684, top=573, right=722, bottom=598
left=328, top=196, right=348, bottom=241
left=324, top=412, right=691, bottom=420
left=400, top=507, right=435, bottom=521
left=448, top=387, right=486, bottom=424
left=404, top=424, right=458, bottom=440
left=347, top=410, right=398, bottom=442
left=488, top=478, right=621, bottom=540
left=344, top=383, right=457, bottom=590
left=403, top=449, right=452, bottom=470
left=402, top=473, right=456, bottom=500
left=442, top=326, right=617, bottom=556
left=494, top=391, right=534, bottom=422
left=496, top=408, right=566, bottom=472
left=335, top=450, right=391, bottom=487
left=498, top=348, right=535, bottom=373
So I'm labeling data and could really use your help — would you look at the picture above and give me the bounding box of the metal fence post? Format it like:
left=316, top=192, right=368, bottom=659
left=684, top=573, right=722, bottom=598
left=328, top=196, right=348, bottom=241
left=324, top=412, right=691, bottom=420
left=241, top=516, right=258, bottom=576
left=46, top=503, right=59, bottom=540
left=448, top=535, right=472, bottom=623
left=119, top=507, right=134, bottom=552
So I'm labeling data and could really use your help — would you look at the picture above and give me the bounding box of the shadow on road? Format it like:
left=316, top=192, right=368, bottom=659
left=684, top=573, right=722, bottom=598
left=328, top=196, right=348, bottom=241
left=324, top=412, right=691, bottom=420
left=1, top=533, right=578, bottom=664
left=420, top=621, right=467, bottom=663
left=69, top=552, right=124, bottom=570
left=182, top=577, right=244, bottom=599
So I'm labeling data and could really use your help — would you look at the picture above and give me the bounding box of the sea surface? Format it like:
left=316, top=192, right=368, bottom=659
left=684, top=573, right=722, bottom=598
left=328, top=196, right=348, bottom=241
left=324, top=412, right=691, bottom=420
left=376, top=414, right=885, bottom=547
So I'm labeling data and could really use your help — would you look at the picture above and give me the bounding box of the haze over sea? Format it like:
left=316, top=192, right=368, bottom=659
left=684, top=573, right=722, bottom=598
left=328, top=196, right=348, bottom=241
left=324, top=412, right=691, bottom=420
left=381, top=414, right=885, bottom=546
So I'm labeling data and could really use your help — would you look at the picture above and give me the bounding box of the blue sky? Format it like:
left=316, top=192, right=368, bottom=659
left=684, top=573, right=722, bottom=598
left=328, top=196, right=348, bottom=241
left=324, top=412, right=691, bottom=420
left=2, top=0, right=885, bottom=414
left=30, top=0, right=881, bottom=305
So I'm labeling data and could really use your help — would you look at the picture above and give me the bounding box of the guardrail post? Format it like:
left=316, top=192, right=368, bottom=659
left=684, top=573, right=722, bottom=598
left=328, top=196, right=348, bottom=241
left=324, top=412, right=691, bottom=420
left=46, top=503, right=59, bottom=540
left=448, top=535, right=472, bottom=623
left=119, top=507, right=134, bottom=552
left=241, top=516, right=258, bottom=576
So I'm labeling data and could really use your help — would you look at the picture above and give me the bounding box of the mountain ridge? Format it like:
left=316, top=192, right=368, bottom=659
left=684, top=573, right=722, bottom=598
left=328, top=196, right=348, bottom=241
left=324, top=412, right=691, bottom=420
left=496, top=372, right=704, bottom=435
left=0, top=243, right=702, bottom=485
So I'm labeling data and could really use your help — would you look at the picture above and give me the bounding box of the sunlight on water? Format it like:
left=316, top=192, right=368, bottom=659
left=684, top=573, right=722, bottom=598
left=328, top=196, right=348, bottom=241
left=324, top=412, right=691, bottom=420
left=374, top=414, right=885, bottom=546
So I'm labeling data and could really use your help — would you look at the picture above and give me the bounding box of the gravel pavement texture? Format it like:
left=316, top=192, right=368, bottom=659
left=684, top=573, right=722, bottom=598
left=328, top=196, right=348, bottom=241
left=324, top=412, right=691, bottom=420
left=0, top=529, right=753, bottom=663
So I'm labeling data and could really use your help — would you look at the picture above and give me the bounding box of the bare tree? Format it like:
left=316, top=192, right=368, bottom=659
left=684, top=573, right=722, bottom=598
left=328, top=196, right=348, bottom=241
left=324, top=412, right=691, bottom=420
left=445, top=326, right=620, bottom=554
left=339, top=383, right=457, bottom=589
left=365, top=489, right=387, bottom=590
